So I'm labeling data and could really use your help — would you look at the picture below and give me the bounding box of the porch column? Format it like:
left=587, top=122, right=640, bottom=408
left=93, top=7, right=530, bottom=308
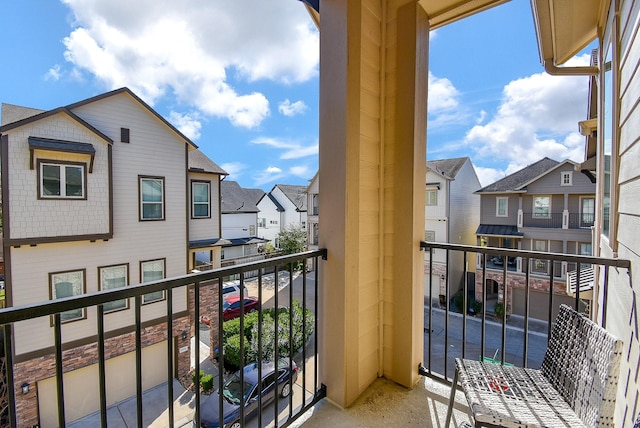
left=318, top=0, right=428, bottom=407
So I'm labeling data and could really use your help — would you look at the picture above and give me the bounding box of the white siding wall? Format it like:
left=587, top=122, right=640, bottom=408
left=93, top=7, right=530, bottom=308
left=222, top=212, right=257, bottom=239
left=9, top=93, right=189, bottom=355
left=449, top=160, right=481, bottom=246
left=604, top=0, right=640, bottom=423
left=272, top=187, right=306, bottom=229
left=6, top=114, right=110, bottom=238
left=257, top=197, right=281, bottom=243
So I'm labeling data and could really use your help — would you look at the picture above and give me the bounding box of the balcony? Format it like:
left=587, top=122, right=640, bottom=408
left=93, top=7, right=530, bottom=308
left=0, top=244, right=630, bottom=427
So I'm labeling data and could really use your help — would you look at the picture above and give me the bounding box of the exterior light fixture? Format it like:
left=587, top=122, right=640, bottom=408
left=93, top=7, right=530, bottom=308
left=182, top=330, right=188, bottom=340
left=21, top=383, right=29, bottom=394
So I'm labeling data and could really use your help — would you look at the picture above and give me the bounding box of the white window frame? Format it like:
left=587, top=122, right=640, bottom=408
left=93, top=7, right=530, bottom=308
left=39, top=161, right=86, bottom=199
left=140, top=176, right=165, bottom=221
left=258, top=218, right=266, bottom=228
left=99, top=264, right=129, bottom=313
left=426, top=189, right=437, bottom=206
left=533, top=196, right=551, bottom=218
left=560, top=171, right=573, bottom=186
left=141, top=259, right=165, bottom=304
left=424, top=230, right=436, bottom=242
left=496, top=197, right=508, bottom=217
left=191, top=181, right=211, bottom=219
left=50, top=269, right=86, bottom=323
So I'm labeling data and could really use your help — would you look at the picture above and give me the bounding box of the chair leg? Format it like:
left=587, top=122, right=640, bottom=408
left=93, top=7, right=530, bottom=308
left=445, top=367, right=459, bottom=428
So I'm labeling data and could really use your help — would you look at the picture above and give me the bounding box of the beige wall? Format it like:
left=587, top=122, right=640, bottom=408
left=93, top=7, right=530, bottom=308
left=319, top=0, right=427, bottom=407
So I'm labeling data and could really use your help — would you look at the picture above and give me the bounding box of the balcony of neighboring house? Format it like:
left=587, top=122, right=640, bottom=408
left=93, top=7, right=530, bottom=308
left=520, top=211, right=595, bottom=230
left=0, top=245, right=631, bottom=428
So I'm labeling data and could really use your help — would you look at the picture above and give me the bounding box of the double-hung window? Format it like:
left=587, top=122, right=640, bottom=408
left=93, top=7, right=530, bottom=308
left=192, top=181, right=210, bottom=218
left=99, top=264, right=129, bottom=312
left=50, top=269, right=86, bottom=322
left=140, top=176, right=165, bottom=220
left=426, top=189, right=437, bottom=206
left=496, top=197, right=508, bottom=217
left=533, top=196, right=551, bottom=218
left=141, top=259, right=165, bottom=303
left=40, top=161, right=85, bottom=199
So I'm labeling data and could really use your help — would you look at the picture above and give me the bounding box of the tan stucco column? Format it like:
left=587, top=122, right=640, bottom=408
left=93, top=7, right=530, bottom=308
left=318, top=0, right=428, bottom=407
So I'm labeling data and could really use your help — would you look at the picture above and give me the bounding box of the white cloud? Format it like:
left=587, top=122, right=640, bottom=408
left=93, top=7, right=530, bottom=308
left=169, top=111, right=202, bottom=140
left=428, top=71, right=460, bottom=112
left=474, top=166, right=506, bottom=187
left=221, top=162, right=248, bottom=179
left=251, top=137, right=318, bottom=159
left=464, top=63, right=590, bottom=166
left=59, top=0, right=318, bottom=128
left=289, top=165, right=310, bottom=177
left=278, top=99, right=307, bottom=117
left=46, top=64, right=62, bottom=81
left=253, top=166, right=285, bottom=186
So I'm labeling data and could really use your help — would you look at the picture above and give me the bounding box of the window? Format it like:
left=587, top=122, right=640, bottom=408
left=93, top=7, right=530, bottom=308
left=496, top=197, right=508, bottom=217
left=39, top=161, right=85, bottom=199
left=99, top=264, right=129, bottom=312
left=533, top=196, right=551, bottom=218
left=141, top=259, right=165, bottom=303
left=426, top=189, right=437, bottom=206
left=121, top=127, right=130, bottom=143
left=602, top=42, right=613, bottom=239
left=140, top=177, right=164, bottom=220
left=302, top=221, right=306, bottom=230
left=50, top=270, right=85, bottom=322
left=580, top=242, right=593, bottom=269
left=249, top=225, right=256, bottom=235
left=192, top=181, right=210, bottom=218
left=532, top=240, right=548, bottom=274
left=194, top=250, right=212, bottom=270
left=424, top=230, right=436, bottom=242
left=312, top=194, right=319, bottom=215
left=581, top=197, right=595, bottom=227
left=561, top=171, right=572, bottom=186
left=258, top=218, right=266, bottom=228
left=270, top=220, right=278, bottom=225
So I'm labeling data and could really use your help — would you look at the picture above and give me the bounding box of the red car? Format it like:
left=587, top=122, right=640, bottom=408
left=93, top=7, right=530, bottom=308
left=223, top=295, right=259, bottom=321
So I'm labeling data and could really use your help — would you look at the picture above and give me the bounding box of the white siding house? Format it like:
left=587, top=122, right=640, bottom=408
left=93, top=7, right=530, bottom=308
left=0, top=88, right=226, bottom=425
left=424, top=157, right=481, bottom=304
left=257, top=184, right=307, bottom=247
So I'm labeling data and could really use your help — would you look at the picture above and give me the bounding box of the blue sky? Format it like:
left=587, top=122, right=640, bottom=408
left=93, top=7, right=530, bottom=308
left=0, top=0, right=595, bottom=189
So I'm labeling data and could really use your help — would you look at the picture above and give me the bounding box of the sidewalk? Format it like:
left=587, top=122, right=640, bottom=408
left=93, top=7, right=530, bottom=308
left=68, top=338, right=218, bottom=428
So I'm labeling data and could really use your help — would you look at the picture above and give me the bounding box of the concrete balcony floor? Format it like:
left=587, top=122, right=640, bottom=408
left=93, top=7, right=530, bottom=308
left=291, top=375, right=472, bottom=428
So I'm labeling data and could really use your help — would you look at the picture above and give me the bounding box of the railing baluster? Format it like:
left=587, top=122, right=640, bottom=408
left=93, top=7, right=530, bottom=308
left=274, top=265, right=280, bottom=427
left=193, top=281, right=202, bottom=427
left=462, top=251, right=468, bottom=359
left=444, top=249, right=450, bottom=378
left=603, top=266, right=610, bottom=328
left=166, top=288, right=174, bottom=428
left=547, top=263, right=554, bottom=339
left=481, top=253, right=487, bottom=364
left=215, top=279, right=222, bottom=428
left=288, top=263, right=295, bottom=420
left=54, top=313, right=66, bottom=428
left=302, top=260, right=308, bottom=407
left=428, top=247, right=433, bottom=373
left=258, top=269, right=264, bottom=427
left=97, top=305, right=107, bottom=428
left=239, top=272, right=246, bottom=428
left=4, top=324, right=17, bottom=428
left=501, top=256, right=507, bottom=365
left=135, top=296, right=142, bottom=428
left=523, top=258, right=530, bottom=368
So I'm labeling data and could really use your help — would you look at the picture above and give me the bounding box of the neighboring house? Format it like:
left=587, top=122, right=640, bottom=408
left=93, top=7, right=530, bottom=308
left=0, top=88, right=226, bottom=426
left=474, top=157, right=596, bottom=318
left=219, top=180, right=268, bottom=262
left=423, top=157, right=481, bottom=304
left=257, top=184, right=307, bottom=247
left=307, top=172, right=319, bottom=251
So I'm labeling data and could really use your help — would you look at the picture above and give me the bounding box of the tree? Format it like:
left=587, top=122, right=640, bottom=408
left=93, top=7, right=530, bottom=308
left=276, top=224, right=307, bottom=254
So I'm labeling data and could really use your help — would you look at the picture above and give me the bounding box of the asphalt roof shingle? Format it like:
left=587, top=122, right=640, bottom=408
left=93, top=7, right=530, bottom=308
left=426, top=157, right=469, bottom=179
left=221, top=180, right=264, bottom=213
left=276, top=184, right=307, bottom=211
left=476, top=157, right=560, bottom=193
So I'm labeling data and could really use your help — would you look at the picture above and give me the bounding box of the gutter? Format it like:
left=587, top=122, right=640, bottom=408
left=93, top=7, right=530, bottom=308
left=543, top=60, right=598, bottom=76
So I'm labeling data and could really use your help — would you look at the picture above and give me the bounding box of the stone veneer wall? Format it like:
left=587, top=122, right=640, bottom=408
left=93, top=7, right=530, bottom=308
left=474, top=270, right=567, bottom=311
left=187, top=281, right=221, bottom=359
left=13, top=316, right=190, bottom=427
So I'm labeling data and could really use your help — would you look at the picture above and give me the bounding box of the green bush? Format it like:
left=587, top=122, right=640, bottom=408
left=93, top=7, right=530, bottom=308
left=201, top=374, right=214, bottom=393
left=221, top=299, right=314, bottom=369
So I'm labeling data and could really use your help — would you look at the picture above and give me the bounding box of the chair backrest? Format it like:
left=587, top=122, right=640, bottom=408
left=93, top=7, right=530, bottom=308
left=541, top=304, right=623, bottom=427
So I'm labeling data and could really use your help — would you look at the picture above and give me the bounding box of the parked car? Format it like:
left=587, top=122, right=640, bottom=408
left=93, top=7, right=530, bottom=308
left=222, top=296, right=259, bottom=321
left=199, top=359, right=299, bottom=428
left=222, top=282, right=249, bottom=300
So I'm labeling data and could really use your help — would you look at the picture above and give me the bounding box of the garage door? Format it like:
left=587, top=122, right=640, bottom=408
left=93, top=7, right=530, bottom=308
left=38, top=340, right=171, bottom=427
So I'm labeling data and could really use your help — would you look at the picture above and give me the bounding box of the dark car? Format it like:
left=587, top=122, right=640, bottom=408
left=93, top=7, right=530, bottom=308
left=222, top=296, right=259, bottom=321
left=199, top=359, right=299, bottom=428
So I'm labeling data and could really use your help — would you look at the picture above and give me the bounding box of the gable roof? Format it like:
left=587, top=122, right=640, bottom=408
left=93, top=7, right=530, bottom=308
left=476, top=157, right=560, bottom=193
left=188, top=149, right=227, bottom=175
left=1, top=103, right=45, bottom=126
left=426, top=157, right=469, bottom=180
left=0, top=107, right=113, bottom=145
left=221, top=181, right=263, bottom=213
left=1, top=87, right=198, bottom=150
left=275, top=184, right=307, bottom=211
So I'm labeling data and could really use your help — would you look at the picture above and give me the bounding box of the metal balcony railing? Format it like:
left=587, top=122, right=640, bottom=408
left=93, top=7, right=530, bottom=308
left=568, top=212, right=595, bottom=229
left=0, top=249, right=327, bottom=428
left=420, top=241, right=631, bottom=384
left=521, top=212, right=563, bottom=228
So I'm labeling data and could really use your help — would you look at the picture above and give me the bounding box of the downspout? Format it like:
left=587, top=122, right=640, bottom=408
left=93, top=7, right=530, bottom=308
left=377, top=1, right=388, bottom=377
left=543, top=60, right=598, bottom=76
